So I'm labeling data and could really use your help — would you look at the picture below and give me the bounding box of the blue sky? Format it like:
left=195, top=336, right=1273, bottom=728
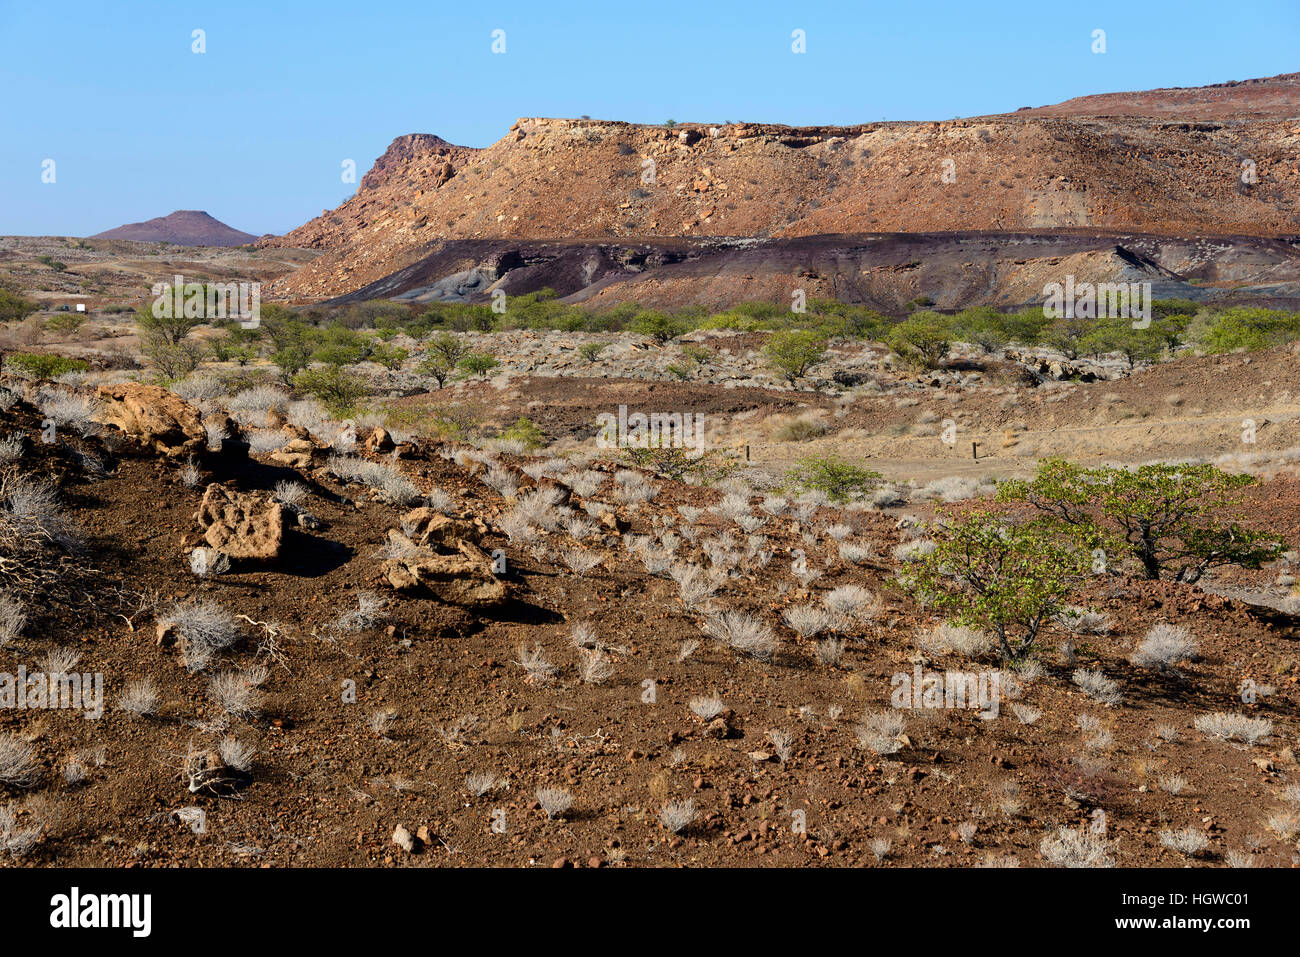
left=2, top=0, right=1296, bottom=237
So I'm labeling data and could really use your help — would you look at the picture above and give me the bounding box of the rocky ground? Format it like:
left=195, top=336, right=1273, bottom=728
left=0, top=355, right=1298, bottom=868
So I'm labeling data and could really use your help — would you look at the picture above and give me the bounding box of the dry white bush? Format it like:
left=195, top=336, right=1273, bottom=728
left=228, top=385, right=290, bottom=421
left=892, top=539, right=936, bottom=563
left=577, top=648, right=613, bottom=684
left=272, top=480, right=308, bottom=507
left=1130, top=623, right=1198, bottom=672
left=188, top=547, right=230, bottom=578
left=855, top=710, right=905, bottom=755
left=689, top=695, right=726, bottom=720
left=246, top=430, right=289, bottom=454
left=760, top=496, right=788, bottom=517
left=0, top=735, right=39, bottom=788
left=516, top=486, right=569, bottom=529
left=559, top=546, right=602, bottom=578
left=1159, top=774, right=1190, bottom=795
left=219, top=736, right=255, bottom=773
left=569, top=621, right=598, bottom=649
left=1267, top=810, right=1300, bottom=840
left=838, top=541, right=874, bottom=563
left=515, top=643, right=557, bottom=683
left=1072, top=669, right=1122, bottom=706
left=870, top=837, right=891, bottom=862
left=920, top=622, right=993, bottom=659
left=208, top=671, right=263, bottom=719
left=613, top=475, right=656, bottom=505
left=768, top=729, right=794, bottom=763
left=1010, top=703, right=1041, bottom=725
left=425, top=488, right=454, bottom=512
left=329, top=591, right=388, bottom=634
left=40, top=392, right=97, bottom=437
left=711, top=493, right=752, bottom=524
left=0, top=594, right=26, bottom=646
left=498, top=508, right=538, bottom=544
left=822, top=584, right=875, bottom=621
left=1194, top=712, right=1272, bottom=746
left=1056, top=606, right=1112, bottom=635
left=0, top=435, right=23, bottom=465
left=1225, top=849, right=1254, bottom=868
left=482, top=466, right=519, bottom=498
left=368, top=709, right=396, bottom=737
left=659, top=798, right=697, bottom=834
left=1158, top=827, right=1208, bottom=857
left=782, top=604, right=834, bottom=638
left=1039, top=826, right=1115, bottom=868
left=562, top=470, right=604, bottom=498
left=792, top=564, right=823, bottom=588
left=117, top=677, right=159, bottom=717
left=0, top=802, right=40, bottom=858
left=465, top=772, right=499, bottom=798
left=677, top=639, right=699, bottom=663
left=536, top=786, right=572, bottom=819
left=702, top=609, right=777, bottom=661
left=815, top=637, right=844, bottom=667
left=677, top=505, right=704, bottom=523
left=671, top=562, right=718, bottom=609
left=39, top=646, right=80, bottom=676
left=563, top=517, right=599, bottom=540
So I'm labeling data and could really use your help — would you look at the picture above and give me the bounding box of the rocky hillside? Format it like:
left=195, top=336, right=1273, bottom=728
left=262, top=74, right=1300, bottom=300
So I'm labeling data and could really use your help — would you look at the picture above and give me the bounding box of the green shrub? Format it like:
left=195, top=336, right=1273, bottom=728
left=763, top=330, right=827, bottom=383
left=899, top=511, right=1092, bottom=660
left=786, top=455, right=881, bottom=502
left=500, top=416, right=545, bottom=451
left=887, top=312, right=952, bottom=368
left=458, top=352, right=500, bottom=379
left=293, top=366, right=368, bottom=414
left=3, top=352, right=89, bottom=379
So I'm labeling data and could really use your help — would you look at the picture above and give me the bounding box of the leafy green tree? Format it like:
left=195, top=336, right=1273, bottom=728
left=272, top=344, right=311, bottom=382
left=143, top=337, right=203, bottom=381
left=630, top=310, right=688, bottom=344
left=887, top=312, right=952, bottom=368
left=44, top=312, right=86, bottom=336
left=578, top=342, right=606, bottom=364
left=368, top=342, right=409, bottom=370
left=952, top=306, right=1009, bottom=355
left=786, top=455, right=881, bottom=503
left=0, top=282, right=38, bottom=323
left=1079, top=318, right=1163, bottom=368
left=899, top=511, right=1092, bottom=660
left=458, top=351, right=500, bottom=379
left=311, top=324, right=370, bottom=367
left=763, top=330, right=828, bottom=383
left=998, top=459, right=1285, bottom=583
left=292, top=366, right=367, bottom=414
left=135, top=303, right=201, bottom=346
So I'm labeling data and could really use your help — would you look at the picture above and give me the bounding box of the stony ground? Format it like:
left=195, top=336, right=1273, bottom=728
left=0, top=354, right=1298, bottom=868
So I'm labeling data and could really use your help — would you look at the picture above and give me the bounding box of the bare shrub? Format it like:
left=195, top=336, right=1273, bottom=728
left=659, top=798, right=697, bottom=834
left=208, top=671, right=263, bottom=719
left=1039, top=826, right=1115, bottom=868
left=689, top=695, right=725, bottom=720
left=329, top=591, right=388, bottom=634
left=1072, top=668, right=1122, bottom=706
left=577, top=648, right=613, bottom=684
left=536, top=786, right=572, bottom=819
left=1158, top=827, right=1208, bottom=857
left=116, top=678, right=159, bottom=717
left=782, top=604, right=834, bottom=638
left=1130, top=623, right=1198, bottom=672
left=0, top=594, right=26, bottom=646
left=702, top=609, right=777, bottom=661
left=465, top=772, right=499, bottom=798
left=1194, top=712, right=1272, bottom=746
left=515, top=643, right=557, bottom=683
left=855, top=710, right=905, bottom=755
left=0, top=735, right=39, bottom=788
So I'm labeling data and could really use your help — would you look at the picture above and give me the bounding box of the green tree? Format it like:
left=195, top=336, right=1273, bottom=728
left=630, top=310, right=688, bottom=344
left=899, top=511, right=1092, bottom=660
left=272, top=344, right=311, bottom=382
left=458, top=351, right=500, bottom=379
left=293, top=366, right=367, bottom=414
left=500, top=416, right=546, bottom=451
left=887, top=312, right=952, bottom=368
left=763, top=330, right=828, bottom=383
left=0, top=282, right=38, bottom=323
left=998, top=459, right=1285, bottom=583
left=1079, top=319, right=1162, bottom=368
left=135, top=303, right=200, bottom=346
left=578, top=342, right=606, bottom=364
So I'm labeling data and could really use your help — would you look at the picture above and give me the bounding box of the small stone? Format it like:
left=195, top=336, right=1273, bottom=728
left=392, top=825, right=414, bottom=852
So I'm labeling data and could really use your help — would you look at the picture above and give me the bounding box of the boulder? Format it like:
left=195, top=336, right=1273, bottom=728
left=398, top=507, right=486, bottom=548
left=197, top=484, right=284, bottom=560
left=381, top=530, right=506, bottom=607
left=94, top=383, right=205, bottom=457
left=270, top=438, right=320, bottom=470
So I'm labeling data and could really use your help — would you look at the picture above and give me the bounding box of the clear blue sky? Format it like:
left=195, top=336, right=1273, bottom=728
left=2, top=0, right=1296, bottom=237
